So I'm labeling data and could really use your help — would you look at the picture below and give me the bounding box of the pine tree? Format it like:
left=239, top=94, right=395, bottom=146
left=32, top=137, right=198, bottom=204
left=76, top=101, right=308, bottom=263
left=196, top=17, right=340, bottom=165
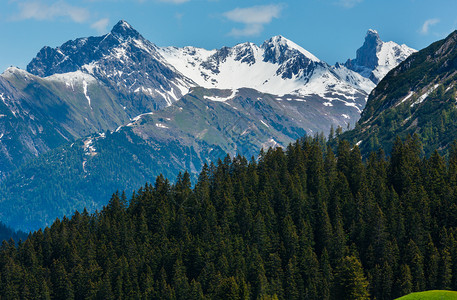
left=396, top=264, right=412, bottom=298
left=319, top=249, right=333, bottom=300
left=51, top=260, right=74, bottom=300
left=214, top=277, right=240, bottom=300
left=438, top=248, right=452, bottom=290
left=173, top=257, right=191, bottom=299
left=333, top=255, right=370, bottom=300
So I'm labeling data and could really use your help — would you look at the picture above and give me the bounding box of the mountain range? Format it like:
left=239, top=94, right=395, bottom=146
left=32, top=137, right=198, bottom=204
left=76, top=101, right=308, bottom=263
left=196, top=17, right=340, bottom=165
left=0, top=21, right=414, bottom=179
left=0, top=21, right=416, bottom=230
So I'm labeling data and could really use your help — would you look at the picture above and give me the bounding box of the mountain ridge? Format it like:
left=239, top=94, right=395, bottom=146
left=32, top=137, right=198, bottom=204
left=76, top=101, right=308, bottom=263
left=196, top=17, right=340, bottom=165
left=158, top=33, right=374, bottom=99
left=341, top=30, right=457, bottom=156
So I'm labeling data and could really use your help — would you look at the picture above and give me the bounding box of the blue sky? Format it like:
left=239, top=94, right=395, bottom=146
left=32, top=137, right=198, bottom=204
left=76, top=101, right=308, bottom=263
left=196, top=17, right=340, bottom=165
left=1, top=0, right=456, bottom=73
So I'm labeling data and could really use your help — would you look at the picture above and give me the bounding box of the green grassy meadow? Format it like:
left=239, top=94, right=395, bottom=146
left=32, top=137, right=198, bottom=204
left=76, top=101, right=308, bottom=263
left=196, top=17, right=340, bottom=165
left=397, top=290, right=457, bottom=300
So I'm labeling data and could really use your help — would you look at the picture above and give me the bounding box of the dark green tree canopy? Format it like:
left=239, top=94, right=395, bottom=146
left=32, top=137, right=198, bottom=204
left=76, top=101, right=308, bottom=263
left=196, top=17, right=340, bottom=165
left=1, top=137, right=457, bottom=299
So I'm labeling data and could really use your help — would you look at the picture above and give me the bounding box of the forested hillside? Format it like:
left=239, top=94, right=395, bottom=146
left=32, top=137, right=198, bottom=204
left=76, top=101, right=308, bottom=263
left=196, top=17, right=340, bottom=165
left=1, top=135, right=457, bottom=299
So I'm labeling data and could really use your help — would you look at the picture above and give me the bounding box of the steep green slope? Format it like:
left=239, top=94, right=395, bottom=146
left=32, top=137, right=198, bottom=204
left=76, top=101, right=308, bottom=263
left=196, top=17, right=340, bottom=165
left=0, top=68, right=133, bottom=179
left=341, top=30, right=457, bottom=156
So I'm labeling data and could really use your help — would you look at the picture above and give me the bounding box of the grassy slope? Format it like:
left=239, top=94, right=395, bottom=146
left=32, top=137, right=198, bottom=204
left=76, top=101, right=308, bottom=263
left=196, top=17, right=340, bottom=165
left=396, top=290, right=457, bottom=300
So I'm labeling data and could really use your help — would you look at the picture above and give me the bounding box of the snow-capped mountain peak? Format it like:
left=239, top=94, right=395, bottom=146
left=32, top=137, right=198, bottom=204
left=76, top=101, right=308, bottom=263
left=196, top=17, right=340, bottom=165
left=26, top=21, right=195, bottom=110
left=345, top=29, right=416, bottom=83
left=262, top=35, right=320, bottom=64
left=113, top=20, right=134, bottom=32
left=110, top=20, right=142, bottom=41
left=367, top=29, right=379, bottom=35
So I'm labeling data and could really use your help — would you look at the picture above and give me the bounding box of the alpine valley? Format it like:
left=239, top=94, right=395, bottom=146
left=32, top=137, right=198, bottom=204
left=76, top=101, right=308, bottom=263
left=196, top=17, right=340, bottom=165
left=0, top=21, right=415, bottom=230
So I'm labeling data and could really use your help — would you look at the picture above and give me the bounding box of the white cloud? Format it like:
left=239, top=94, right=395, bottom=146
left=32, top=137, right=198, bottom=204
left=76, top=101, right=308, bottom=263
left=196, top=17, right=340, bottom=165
left=336, top=0, right=363, bottom=8
left=228, top=24, right=264, bottom=37
left=421, top=18, right=440, bottom=35
left=91, top=18, right=110, bottom=33
left=224, top=5, right=282, bottom=24
left=15, top=1, right=90, bottom=23
left=224, top=4, right=283, bottom=37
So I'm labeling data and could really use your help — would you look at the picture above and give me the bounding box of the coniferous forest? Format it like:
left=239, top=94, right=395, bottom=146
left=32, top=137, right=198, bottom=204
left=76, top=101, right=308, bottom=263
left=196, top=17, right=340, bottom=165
left=2, top=135, right=457, bottom=299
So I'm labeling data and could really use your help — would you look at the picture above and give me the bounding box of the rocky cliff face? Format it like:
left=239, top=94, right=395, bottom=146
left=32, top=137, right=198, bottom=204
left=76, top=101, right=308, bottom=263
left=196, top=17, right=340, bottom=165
left=345, top=29, right=416, bottom=84
left=348, top=29, right=382, bottom=71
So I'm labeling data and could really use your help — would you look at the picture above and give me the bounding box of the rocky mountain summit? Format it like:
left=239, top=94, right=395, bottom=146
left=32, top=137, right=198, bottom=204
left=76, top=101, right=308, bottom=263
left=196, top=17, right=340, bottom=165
left=27, top=20, right=195, bottom=110
left=345, top=29, right=416, bottom=84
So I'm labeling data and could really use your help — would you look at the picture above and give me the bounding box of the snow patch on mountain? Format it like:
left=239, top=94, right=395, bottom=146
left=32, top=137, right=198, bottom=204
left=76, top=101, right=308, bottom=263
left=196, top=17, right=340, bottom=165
left=83, top=138, right=97, bottom=156
left=2, top=67, right=32, bottom=81
left=371, top=41, right=416, bottom=82
left=83, top=80, right=92, bottom=109
left=132, top=112, right=154, bottom=122
left=260, top=120, right=270, bottom=128
left=412, top=84, right=440, bottom=107
left=398, top=91, right=415, bottom=106
left=46, top=71, right=96, bottom=108
left=157, top=46, right=216, bottom=86
left=46, top=70, right=96, bottom=84
left=331, top=64, right=375, bottom=94
left=261, top=138, right=280, bottom=150
left=156, top=123, right=169, bottom=129
left=344, top=102, right=362, bottom=114
left=204, top=89, right=239, bottom=102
